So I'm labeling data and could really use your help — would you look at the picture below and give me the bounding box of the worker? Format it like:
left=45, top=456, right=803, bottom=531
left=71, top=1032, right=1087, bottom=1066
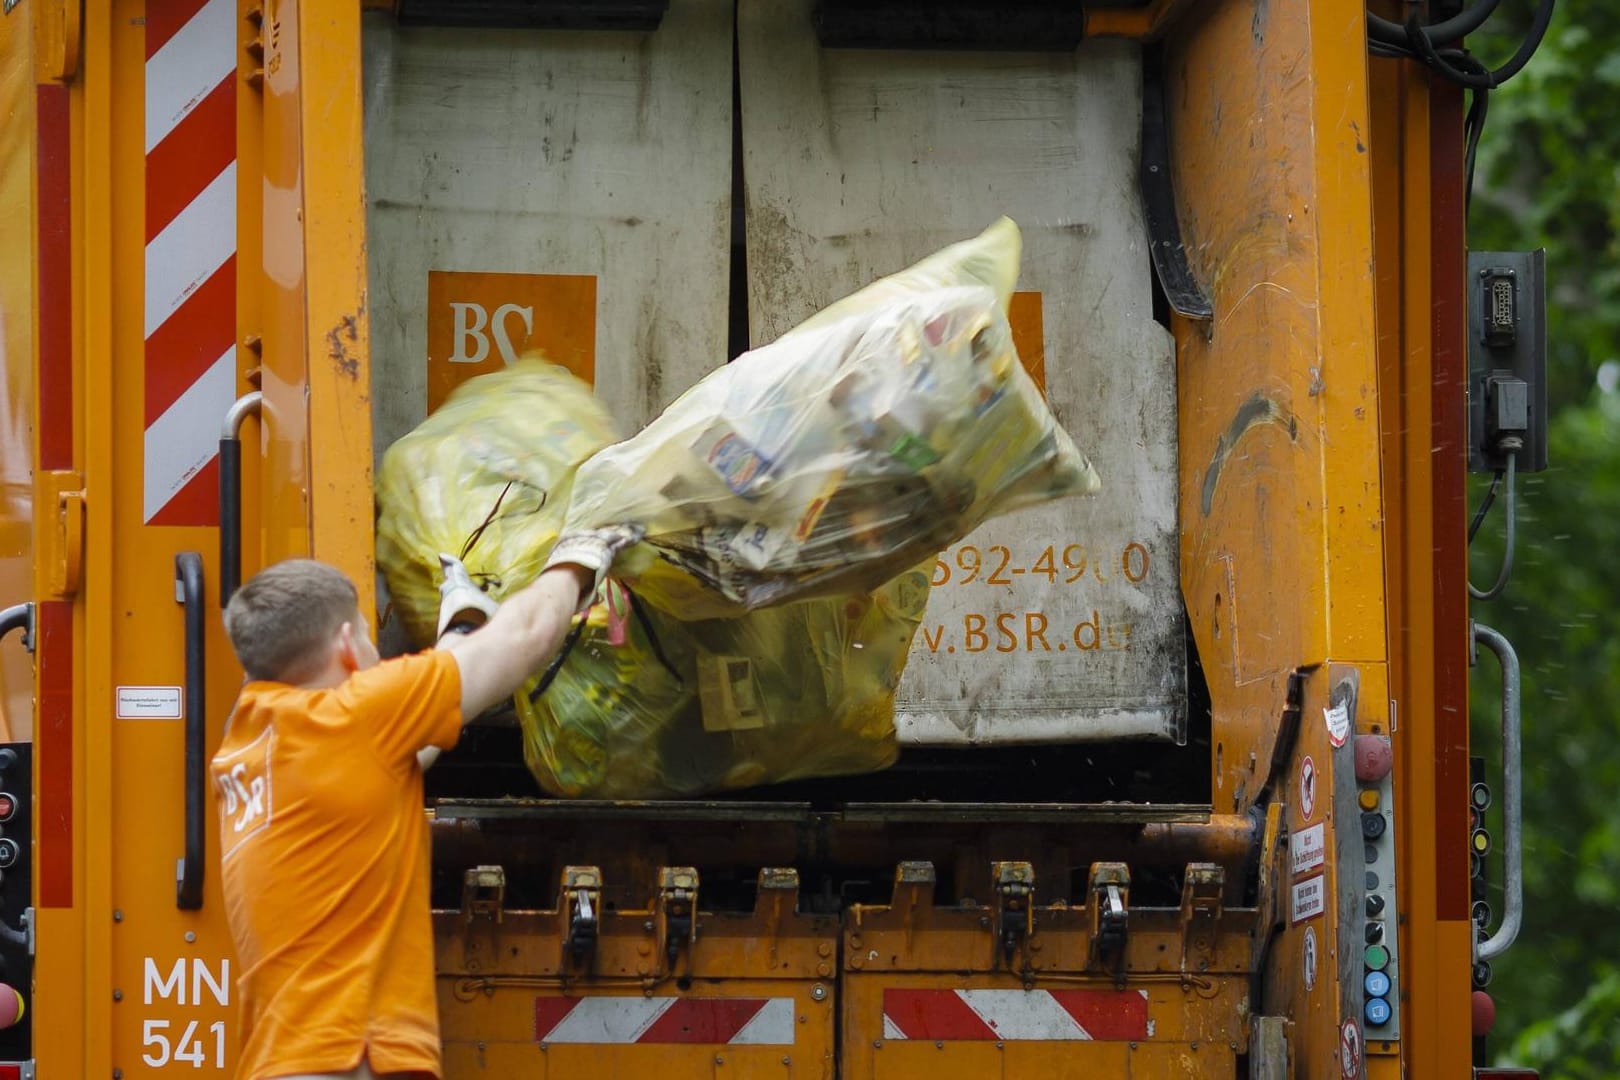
left=209, top=526, right=640, bottom=1080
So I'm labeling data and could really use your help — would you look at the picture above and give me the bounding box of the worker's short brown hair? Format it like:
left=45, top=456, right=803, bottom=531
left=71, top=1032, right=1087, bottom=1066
left=223, top=559, right=360, bottom=682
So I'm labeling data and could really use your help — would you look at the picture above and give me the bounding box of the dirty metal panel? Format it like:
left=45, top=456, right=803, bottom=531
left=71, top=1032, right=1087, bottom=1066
left=738, top=0, right=1183, bottom=746
left=845, top=975, right=1247, bottom=1079
left=360, top=0, right=733, bottom=459
left=438, top=983, right=835, bottom=1077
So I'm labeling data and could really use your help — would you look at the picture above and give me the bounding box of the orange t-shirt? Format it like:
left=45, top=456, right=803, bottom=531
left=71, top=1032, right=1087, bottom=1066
left=210, top=650, right=463, bottom=1080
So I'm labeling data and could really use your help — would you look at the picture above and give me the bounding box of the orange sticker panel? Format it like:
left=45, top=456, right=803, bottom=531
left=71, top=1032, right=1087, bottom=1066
left=426, top=271, right=597, bottom=410
left=1009, top=290, right=1045, bottom=396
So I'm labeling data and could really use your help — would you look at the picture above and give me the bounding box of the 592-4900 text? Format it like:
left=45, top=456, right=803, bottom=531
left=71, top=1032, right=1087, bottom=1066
left=933, top=542, right=1151, bottom=588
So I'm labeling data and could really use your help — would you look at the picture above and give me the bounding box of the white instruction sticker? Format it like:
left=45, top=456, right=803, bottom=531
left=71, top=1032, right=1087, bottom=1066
left=116, top=686, right=183, bottom=719
left=1325, top=701, right=1350, bottom=747
left=1291, top=874, right=1326, bottom=924
left=1291, top=822, right=1327, bottom=875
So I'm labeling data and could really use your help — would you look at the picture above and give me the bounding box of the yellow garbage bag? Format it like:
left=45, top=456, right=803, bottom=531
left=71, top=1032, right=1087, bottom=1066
left=514, top=565, right=931, bottom=799
left=563, top=217, right=1101, bottom=619
left=375, top=359, right=619, bottom=648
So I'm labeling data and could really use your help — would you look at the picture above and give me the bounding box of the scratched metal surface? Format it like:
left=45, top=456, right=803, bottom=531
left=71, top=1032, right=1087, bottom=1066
left=359, top=0, right=734, bottom=456
left=739, top=0, right=1183, bottom=744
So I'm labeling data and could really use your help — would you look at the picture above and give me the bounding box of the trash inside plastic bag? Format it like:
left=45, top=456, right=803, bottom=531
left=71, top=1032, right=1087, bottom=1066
left=375, top=360, right=619, bottom=648
left=515, top=565, right=931, bottom=799
left=563, top=217, right=1101, bottom=619
left=374, top=355, right=930, bottom=798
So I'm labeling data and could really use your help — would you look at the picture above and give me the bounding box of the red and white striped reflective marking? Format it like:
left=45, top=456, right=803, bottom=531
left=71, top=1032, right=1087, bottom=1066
left=881, top=988, right=1151, bottom=1042
left=533, top=996, right=796, bottom=1045
left=144, top=0, right=238, bottom=525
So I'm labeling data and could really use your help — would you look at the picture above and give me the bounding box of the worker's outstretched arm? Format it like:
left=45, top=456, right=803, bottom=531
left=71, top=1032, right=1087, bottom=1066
left=432, top=526, right=642, bottom=723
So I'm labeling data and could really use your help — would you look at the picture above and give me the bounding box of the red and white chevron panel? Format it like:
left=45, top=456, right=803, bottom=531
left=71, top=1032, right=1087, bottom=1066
left=881, top=988, right=1151, bottom=1042
left=144, top=0, right=238, bottom=525
left=533, top=996, right=796, bottom=1045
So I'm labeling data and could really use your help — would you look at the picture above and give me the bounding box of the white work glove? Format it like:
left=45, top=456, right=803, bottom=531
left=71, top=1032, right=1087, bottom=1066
left=436, top=553, right=500, bottom=639
left=541, top=524, right=645, bottom=613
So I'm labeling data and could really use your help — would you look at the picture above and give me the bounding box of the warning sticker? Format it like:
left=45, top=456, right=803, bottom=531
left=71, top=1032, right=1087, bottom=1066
left=1299, top=755, right=1317, bottom=820
left=115, top=686, right=183, bottom=719
left=1290, top=874, right=1326, bottom=925
left=1340, top=1017, right=1363, bottom=1076
left=1325, top=701, right=1351, bottom=748
left=1291, top=822, right=1327, bottom=875
left=1303, top=925, right=1318, bottom=991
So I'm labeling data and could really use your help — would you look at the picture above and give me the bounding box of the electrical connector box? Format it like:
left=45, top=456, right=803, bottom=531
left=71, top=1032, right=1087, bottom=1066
left=1468, top=250, right=1547, bottom=473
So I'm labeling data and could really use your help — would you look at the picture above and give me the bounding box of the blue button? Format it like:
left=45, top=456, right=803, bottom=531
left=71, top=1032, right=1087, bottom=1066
left=1365, top=971, right=1392, bottom=998
left=1365, top=996, right=1393, bottom=1027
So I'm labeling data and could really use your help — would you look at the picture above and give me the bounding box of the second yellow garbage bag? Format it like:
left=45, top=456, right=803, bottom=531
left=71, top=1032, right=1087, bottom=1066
left=514, top=565, right=932, bottom=799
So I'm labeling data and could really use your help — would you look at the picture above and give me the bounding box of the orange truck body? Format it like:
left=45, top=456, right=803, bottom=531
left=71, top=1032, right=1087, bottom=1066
left=0, top=0, right=1509, bottom=1076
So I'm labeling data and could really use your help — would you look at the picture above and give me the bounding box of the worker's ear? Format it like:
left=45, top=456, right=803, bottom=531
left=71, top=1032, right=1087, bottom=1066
left=336, top=621, right=362, bottom=673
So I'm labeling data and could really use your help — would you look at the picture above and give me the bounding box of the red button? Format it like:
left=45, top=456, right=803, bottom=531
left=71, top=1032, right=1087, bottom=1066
left=0, top=794, right=15, bottom=821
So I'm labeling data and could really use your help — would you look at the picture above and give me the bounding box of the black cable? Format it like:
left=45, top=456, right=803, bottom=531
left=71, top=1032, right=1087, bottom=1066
left=1464, top=76, right=1490, bottom=213
left=1368, top=0, right=1501, bottom=46
left=1402, top=0, right=1556, bottom=90
left=1469, top=470, right=1503, bottom=544
left=1469, top=451, right=1518, bottom=600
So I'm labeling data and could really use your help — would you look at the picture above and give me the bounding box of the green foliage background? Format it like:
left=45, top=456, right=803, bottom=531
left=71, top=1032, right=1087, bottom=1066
left=1457, top=1, right=1620, bottom=1072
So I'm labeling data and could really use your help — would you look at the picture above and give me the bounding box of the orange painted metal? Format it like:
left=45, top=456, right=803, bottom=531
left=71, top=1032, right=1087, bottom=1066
left=1367, top=45, right=1477, bottom=1080
left=0, top=7, right=38, bottom=740
left=290, top=2, right=377, bottom=607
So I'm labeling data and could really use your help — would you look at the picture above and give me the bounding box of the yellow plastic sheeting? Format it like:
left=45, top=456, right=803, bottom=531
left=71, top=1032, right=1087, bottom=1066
left=564, top=217, right=1101, bottom=619
left=376, top=360, right=619, bottom=647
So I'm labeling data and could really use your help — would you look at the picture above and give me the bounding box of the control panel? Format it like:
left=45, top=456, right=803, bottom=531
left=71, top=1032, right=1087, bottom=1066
left=0, top=743, right=31, bottom=1065
left=1356, top=735, right=1400, bottom=1047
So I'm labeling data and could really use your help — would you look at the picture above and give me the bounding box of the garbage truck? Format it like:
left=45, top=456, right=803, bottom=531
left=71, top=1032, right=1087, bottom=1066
left=0, top=0, right=1546, bottom=1075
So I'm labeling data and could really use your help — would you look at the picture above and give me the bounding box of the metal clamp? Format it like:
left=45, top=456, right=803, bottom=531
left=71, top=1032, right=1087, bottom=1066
left=656, top=866, right=699, bottom=971
left=1473, top=623, right=1522, bottom=962
left=1088, top=862, right=1131, bottom=980
left=561, top=866, right=602, bottom=966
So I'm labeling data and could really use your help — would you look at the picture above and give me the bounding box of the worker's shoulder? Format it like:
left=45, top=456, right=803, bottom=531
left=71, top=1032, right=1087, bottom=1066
left=337, top=648, right=459, bottom=710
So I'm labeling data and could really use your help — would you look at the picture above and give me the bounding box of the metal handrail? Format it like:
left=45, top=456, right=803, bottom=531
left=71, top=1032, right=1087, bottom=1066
left=1473, top=622, right=1522, bottom=962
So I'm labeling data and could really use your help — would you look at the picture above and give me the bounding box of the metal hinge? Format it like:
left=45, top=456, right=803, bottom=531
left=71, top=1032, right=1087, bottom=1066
left=1179, top=863, right=1224, bottom=975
